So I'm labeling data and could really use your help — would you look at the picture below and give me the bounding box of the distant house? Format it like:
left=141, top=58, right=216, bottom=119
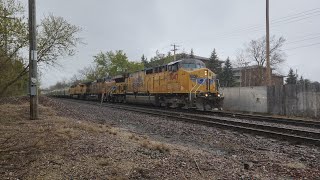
left=232, top=65, right=284, bottom=87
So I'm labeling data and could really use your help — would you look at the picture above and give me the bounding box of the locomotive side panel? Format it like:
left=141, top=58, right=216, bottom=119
left=127, top=71, right=146, bottom=94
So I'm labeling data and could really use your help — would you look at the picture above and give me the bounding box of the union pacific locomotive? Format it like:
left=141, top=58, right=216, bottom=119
left=49, top=58, right=224, bottom=110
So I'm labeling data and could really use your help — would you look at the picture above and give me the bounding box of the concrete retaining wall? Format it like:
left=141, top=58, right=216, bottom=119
left=268, top=85, right=320, bottom=118
left=221, top=85, right=320, bottom=118
left=220, top=86, right=268, bottom=113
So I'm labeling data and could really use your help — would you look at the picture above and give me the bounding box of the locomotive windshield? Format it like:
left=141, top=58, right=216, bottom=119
left=178, top=59, right=206, bottom=70
left=181, top=63, right=205, bottom=69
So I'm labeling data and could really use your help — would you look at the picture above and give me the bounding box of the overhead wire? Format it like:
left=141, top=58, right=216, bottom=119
left=284, top=42, right=320, bottom=51
left=285, top=35, right=320, bottom=45
left=164, top=7, right=320, bottom=54
left=208, top=8, right=320, bottom=41
left=288, top=32, right=320, bottom=39
left=216, top=8, right=320, bottom=35
left=271, top=8, right=320, bottom=24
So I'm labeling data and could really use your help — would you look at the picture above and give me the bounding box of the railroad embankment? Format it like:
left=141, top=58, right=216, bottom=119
left=0, top=97, right=319, bottom=179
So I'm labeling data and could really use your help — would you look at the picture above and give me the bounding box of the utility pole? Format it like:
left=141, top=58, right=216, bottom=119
left=171, top=44, right=179, bottom=61
left=266, top=0, right=271, bottom=86
left=243, top=62, right=249, bottom=87
left=29, top=0, right=38, bottom=120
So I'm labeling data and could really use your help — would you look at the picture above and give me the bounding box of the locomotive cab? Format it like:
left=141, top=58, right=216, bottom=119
left=167, top=58, right=223, bottom=110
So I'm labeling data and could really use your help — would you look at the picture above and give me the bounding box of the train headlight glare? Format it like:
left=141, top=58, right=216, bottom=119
left=218, top=94, right=221, bottom=97
left=205, top=93, right=208, bottom=97
left=205, top=70, right=208, bottom=76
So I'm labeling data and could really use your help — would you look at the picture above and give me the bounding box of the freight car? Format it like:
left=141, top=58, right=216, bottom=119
left=47, top=88, right=70, bottom=97
left=52, top=58, right=224, bottom=110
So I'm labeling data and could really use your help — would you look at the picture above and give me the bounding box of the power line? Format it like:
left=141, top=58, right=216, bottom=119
left=284, top=42, right=320, bottom=51
left=272, top=8, right=319, bottom=20
left=289, top=32, right=320, bottom=39
left=209, top=8, right=320, bottom=40
left=178, top=8, right=320, bottom=44
left=271, top=12, right=320, bottom=27
left=286, top=35, right=320, bottom=45
left=271, top=9, right=320, bottom=24
left=219, top=8, right=320, bottom=35
left=171, top=44, right=179, bottom=61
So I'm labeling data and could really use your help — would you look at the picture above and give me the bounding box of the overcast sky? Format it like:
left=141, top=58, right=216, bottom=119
left=34, top=0, right=320, bottom=87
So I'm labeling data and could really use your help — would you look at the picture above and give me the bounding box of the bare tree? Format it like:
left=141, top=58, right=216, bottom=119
left=235, top=49, right=250, bottom=68
left=48, top=78, right=70, bottom=90
left=70, top=74, right=83, bottom=85
left=235, top=36, right=286, bottom=86
left=37, top=14, right=82, bottom=67
left=245, top=35, right=286, bottom=68
left=78, top=65, right=99, bottom=82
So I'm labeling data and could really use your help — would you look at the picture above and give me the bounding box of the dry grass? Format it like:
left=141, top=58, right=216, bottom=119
left=108, top=176, right=128, bottom=180
left=284, top=162, right=306, bottom=169
left=0, top=103, right=28, bottom=122
left=0, top=102, right=158, bottom=179
left=72, top=122, right=106, bottom=133
left=52, top=119, right=117, bottom=139
left=55, top=127, right=80, bottom=139
left=140, top=139, right=170, bottom=153
left=129, top=134, right=140, bottom=141
left=0, top=100, right=196, bottom=179
left=0, top=103, right=123, bottom=179
left=126, top=132, right=171, bottom=153
left=97, top=158, right=111, bottom=167
left=106, top=128, right=118, bottom=135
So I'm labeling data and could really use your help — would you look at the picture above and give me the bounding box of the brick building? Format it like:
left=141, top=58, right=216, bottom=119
left=233, top=65, right=284, bottom=87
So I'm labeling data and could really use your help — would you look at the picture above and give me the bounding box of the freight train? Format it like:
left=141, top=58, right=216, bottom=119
left=48, top=58, right=224, bottom=110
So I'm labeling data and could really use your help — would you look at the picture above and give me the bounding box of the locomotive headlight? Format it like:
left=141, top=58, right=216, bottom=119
left=205, top=70, right=208, bottom=76
left=217, top=94, right=221, bottom=97
left=205, top=93, right=208, bottom=97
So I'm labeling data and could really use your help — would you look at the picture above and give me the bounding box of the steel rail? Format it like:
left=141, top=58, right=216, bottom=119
left=212, top=111, right=320, bottom=129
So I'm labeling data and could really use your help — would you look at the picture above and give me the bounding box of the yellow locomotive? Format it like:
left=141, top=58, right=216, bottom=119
left=62, top=58, right=223, bottom=110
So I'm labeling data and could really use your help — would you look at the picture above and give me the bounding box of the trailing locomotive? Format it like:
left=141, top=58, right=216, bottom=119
left=49, top=58, right=224, bottom=110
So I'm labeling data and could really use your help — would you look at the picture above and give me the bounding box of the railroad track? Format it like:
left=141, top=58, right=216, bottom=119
left=212, top=111, right=320, bottom=129
left=57, top=98, right=320, bottom=145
